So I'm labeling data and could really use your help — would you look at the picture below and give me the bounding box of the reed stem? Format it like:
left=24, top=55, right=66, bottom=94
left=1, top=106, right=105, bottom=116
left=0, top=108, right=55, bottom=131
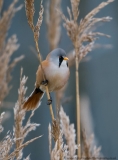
left=75, top=50, right=81, bottom=158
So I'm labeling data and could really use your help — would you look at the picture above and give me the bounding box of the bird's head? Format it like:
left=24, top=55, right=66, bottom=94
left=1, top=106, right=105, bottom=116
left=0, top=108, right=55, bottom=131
left=46, top=48, right=69, bottom=67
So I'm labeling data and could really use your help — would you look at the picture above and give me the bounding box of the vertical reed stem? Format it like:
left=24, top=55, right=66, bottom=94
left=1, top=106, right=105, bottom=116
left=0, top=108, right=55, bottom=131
left=74, top=21, right=81, bottom=158
left=75, top=52, right=81, bottom=159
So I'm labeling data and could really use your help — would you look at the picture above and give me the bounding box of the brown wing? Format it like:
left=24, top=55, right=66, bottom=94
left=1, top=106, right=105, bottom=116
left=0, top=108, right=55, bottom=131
left=35, top=60, right=50, bottom=88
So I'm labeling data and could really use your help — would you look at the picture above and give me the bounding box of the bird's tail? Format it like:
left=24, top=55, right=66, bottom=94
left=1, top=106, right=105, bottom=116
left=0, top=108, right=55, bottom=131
left=23, top=88, right=44, bottom=111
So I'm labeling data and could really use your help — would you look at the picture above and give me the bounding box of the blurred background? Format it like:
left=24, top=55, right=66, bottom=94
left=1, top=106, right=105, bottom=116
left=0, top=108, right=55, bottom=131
left=1, top=0, right=118, bottom=159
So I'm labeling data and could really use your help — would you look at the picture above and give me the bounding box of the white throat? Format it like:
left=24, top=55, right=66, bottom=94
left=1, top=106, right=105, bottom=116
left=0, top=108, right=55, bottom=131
left=60, top=60, right=67, bottom=68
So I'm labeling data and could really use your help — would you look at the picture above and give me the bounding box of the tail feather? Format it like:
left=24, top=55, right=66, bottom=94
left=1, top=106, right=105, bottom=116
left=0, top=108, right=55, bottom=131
left=23, top=88, right=44, bottom=111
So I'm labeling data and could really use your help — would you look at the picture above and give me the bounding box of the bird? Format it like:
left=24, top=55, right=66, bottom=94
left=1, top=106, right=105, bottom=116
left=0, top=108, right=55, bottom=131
left=23, top=48, right=70, bottom=110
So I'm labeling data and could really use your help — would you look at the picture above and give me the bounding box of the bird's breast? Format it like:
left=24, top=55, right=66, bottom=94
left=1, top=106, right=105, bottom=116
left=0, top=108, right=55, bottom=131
left=43, top=62, right=69, bottom=92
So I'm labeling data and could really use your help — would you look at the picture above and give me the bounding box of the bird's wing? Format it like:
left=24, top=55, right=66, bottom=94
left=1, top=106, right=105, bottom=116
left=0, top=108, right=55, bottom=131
left=35, top=60, right=50, bottom=88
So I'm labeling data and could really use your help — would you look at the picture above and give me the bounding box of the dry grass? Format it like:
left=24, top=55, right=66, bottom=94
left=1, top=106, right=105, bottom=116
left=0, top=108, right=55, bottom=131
left=14, top=69, right=41, bottom=159
left=0, top=0, right=24, bottom=103
left=48, top=107, right=101, bottom=160
left=82, top=130, right=101, bottom=160
left=49, top=107, right=78, bottom=160
left=60, top=107, right=77, bottom=159
left=0, top=69, right=41, bottom=160
left=0, top=1, right=41, bottom=159
left=58, top=0, right=114, bottom=158
left=0, top=0, right=114, bottom=159
left=59, top=0, right=113, bottom=62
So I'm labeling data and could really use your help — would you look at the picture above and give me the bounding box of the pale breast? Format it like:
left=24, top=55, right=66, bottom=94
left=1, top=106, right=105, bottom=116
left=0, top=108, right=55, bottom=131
left=44, top=61, right=70, bottom=92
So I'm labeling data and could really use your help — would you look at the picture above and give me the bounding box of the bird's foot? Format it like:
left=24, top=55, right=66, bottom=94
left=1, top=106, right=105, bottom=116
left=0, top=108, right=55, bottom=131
left=41, top=80, right=48, bottom=86
left=47, top=99, right=52, bottom=105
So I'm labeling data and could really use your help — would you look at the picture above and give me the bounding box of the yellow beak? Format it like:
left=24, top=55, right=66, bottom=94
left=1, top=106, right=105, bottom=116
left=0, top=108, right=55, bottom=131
left=63, top=57, right=69, bottom=61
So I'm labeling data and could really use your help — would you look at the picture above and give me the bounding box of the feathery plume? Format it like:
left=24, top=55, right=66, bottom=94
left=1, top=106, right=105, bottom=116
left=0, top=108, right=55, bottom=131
left=58, top=0, right=114, bottom=60
left=49, top=124, right=67, bottom=160
left=14, top=69, right=40, bottom=159
left=52, top=119, right=60, bottom=143
left=60, top=107, right=78, bottom=159
left=0, top=0, right=23, bottom=50
left=82, top=130, right=101, bottom=160
left=25, top=0, right=35, bottom=30
left=34, top=0, right=44, bottom=42
left=7, top=136, right=41, bottom=160
left=25, top=0, right=44, bottom=43
left=49, top=107, right=78, bottom=159
left=0, top=0, right=23, bottom=103
left=0, top=70, right=41, bottom=160
left=71, top=0, right=80, bottom=22
left=0, top=132, right=14, bottom=159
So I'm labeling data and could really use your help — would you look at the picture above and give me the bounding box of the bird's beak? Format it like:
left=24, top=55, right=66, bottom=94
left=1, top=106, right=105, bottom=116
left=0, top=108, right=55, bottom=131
left=63, top=57, right=69, bottom=61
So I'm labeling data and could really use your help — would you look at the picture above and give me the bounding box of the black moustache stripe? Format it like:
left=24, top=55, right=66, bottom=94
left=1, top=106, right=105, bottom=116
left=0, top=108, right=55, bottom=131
left=59, top=56, right=63, bottom=67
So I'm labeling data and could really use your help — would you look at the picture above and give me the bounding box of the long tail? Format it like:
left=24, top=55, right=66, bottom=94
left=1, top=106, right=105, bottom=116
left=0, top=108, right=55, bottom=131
left=23, top=88, right=44, bottom=111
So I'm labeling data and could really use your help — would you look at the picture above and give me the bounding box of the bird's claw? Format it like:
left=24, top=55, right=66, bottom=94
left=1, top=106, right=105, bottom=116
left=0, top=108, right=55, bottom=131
left=41, top=80, right=48, bottom=86
left=47, top=99, right=52, bottom=105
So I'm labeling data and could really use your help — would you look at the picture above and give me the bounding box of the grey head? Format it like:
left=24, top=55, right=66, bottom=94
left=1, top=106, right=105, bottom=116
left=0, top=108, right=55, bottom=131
left=46, top=48, right=69, bottom=67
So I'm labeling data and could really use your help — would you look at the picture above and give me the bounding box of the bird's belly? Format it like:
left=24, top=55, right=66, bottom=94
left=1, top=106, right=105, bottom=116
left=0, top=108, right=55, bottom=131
left=44, top=64, right=69, bottom=92
left=48, top=75, right=68, bottom=91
